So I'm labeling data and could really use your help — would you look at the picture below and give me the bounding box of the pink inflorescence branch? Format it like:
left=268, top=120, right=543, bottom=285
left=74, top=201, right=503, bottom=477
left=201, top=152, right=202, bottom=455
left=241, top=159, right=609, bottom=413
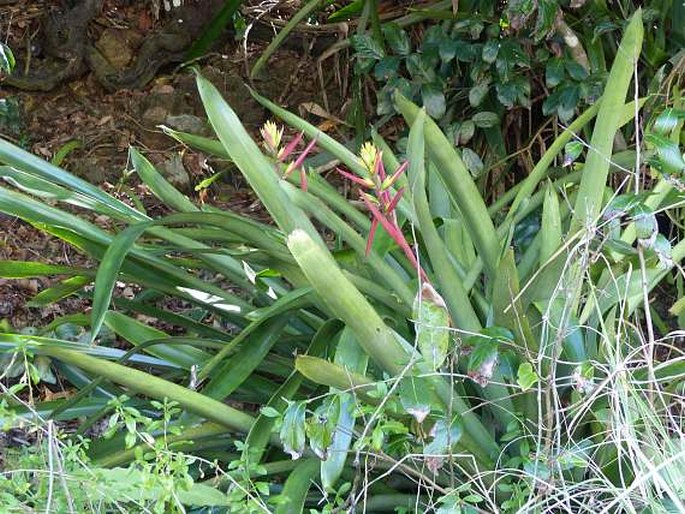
left=338, top=143, right=426, bottom=281
left=260, top=121, right=316, bottom=192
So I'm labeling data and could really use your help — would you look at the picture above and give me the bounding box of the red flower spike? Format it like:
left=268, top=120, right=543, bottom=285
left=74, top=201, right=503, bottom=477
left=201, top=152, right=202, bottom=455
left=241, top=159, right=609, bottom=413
left=283, top=137, right=317, bottom=187
left=283, top=161, right=296, bottom=179
left=378, top=187, right=391, bottom=209
left=362, top=195, right=404, bottom=248
left=366, top=218, right=379, bottom=256
left=375, top=151, right=386, bottom=180
left=336, top=168, right=375, bottom=188
left=278, top=132, right=304, bottom=162
left=386, top=187, right=405, bottom=214
left=291, top=137, right=317, bottom=170
left=361, top=191, right=380, bottom=206
left=300, top=167, right=308, bottom=192
left=381, top=161, right=409, bottom=191
left=362, top=194, right=427, bottom=281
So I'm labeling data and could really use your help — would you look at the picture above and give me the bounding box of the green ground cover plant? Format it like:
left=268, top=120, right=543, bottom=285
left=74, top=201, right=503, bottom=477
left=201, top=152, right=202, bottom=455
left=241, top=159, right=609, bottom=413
left=347, top=0, right=685, bottom=188
left=0, top=9, right=684, bottom=513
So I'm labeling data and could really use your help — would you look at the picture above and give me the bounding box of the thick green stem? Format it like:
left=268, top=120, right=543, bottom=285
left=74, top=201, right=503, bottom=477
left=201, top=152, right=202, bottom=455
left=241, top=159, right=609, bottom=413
left=40, top=346, right=256, bottom=433
left=394, top=93, right=500, bottom=280
left=571, top=11, right=643, bottom=230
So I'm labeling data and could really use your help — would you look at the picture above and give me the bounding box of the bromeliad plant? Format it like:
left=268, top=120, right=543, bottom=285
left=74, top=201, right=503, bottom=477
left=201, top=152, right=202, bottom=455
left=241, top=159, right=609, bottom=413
left=0, top=9, right=684, bottom=512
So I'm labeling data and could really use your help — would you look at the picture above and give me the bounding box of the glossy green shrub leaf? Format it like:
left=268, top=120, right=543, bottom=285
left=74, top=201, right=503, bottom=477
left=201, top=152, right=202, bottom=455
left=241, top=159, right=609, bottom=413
left=351, top=34, right=385, bottom=60
left=383, top=23, right=411, bottom=56
left=455, top=120, right=476, bottom=145
left=467, top=328, right=513, bottom=387
left=439, top=39, right=457, bottom=63
left=399, top=374, right=432, bottom=423
left=424, top=416, right=463, bottom=473
left=306, top=396, right=341, bottom=460
left=469, top=81, right=490, bottom=107
left=534, top=0, right=558, bottom=38
left=632, top=203, right=658, bottom=245
left=482, top=40, right=500, bottom=64
left=462, top=148, right=484, bottom=178
left=605, top=193, right=643, bottom=218
left=496, top=79, right=531, bottom=109
left=472, top=111, right=499, bottom=128
left=260, top=406, right=280, bottom=418
left=646, top=132, right=685, bottom=174
left=563, top=140, right=584, bottom=167
left=280, top=400, right=307, bottom=459
left=604, top=238, right=638, bottom=257
left=517, top=362, right=538, bottom=391
left=651, top=234, right=673, bottom=268
left=406, top=53, right=437, bottom=82
left=565, top=60, right=589, bottom=81
left=593, top=20, right=618, bottom=40
left=559, top=84, right=581, bottom=120
left=652, top=108, right=685, bottom=135
left=422, top=84, right=446, bottom=119
left=374, top=56, right=400, bottom=80
left=413, top=283, right=451, bottom=371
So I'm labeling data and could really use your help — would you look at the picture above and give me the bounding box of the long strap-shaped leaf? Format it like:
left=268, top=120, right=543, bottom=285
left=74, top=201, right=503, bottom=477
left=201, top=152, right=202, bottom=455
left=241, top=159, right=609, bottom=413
left=243, top=321, right=338, bottom=476
left=287, top=229, right=408, bottom=375
left=273, top=459, right=320, bottom=514
left=0, top=187, right=251, bottom=314
left=284, top=183, right=414, bottom=306
left=0, top=138, right=145, bottom=220
left=197, top=73, right=323, bottom=245
left=7, top=340, right=256, bottom=433
left=287, top=229, right=499, bottom=461
left=394, top=93, right=500, bottom=280
left=199, top=315, right=289, bottom=401
left=407, top=109, right=481, bottom=332
left=571, top=10, right=643, bottom=230
left=250, top=89, right=369, bottom=178
left=159, top=127, right=373, bottom=231
left=320, top=328, right=368, bottom=491
left=95, top=422, right=227, bottom=468
left=250, top=0, right=325, bottom=79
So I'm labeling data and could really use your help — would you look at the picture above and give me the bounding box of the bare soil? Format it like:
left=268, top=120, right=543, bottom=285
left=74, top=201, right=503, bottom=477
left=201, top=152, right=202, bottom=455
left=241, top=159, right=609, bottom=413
left=0, top=0, right=351, bottom=332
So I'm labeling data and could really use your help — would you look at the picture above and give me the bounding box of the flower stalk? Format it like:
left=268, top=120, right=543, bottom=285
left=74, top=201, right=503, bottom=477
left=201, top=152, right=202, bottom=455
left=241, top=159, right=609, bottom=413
left=261, top=120, right=316, bottom=192
left=338, top=144, right=425, bottom=280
